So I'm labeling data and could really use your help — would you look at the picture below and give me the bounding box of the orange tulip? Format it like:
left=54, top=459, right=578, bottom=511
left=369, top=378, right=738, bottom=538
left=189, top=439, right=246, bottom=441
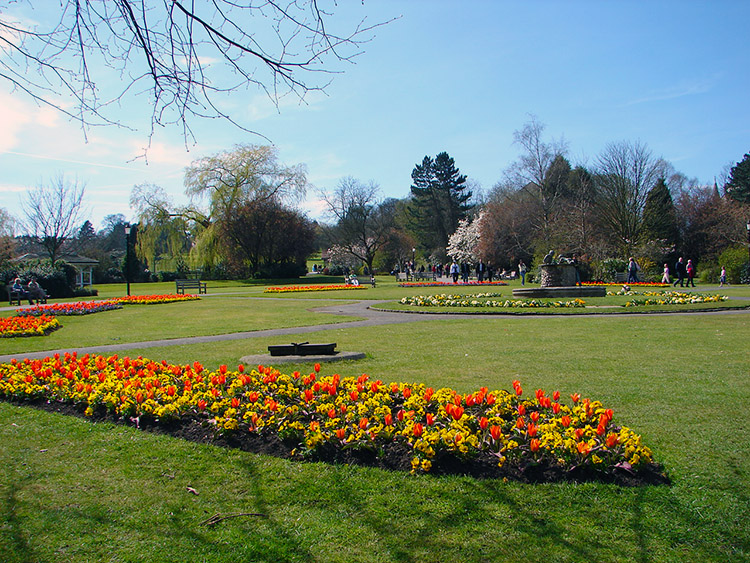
left=577, top=441, right=590, bottom=455
left=335, top=428, right=346, bottom=440
left=606, top=433, right=619, bottom=447
left=479, top=416, right=489, bottom=430
left=530, top=411, right=540, bottom=423
left=384, top=413, right=393, bottom=426
left=359, top=417, right=369, bottom=430
left=552, top=390, right=560, bottom=401
left=527, top=422, right=538, bottom=437
left=413, top=423, right=424, bottom=437
left=426, top=413, right=435, bottom=426
left=314, top=363, right=321, bottom=373
left=530, top=438, right=540, bottom=452
left=490, top=425, right=502, bottom=441
left=450, top=406, right=464, bottom=421
left=231, top=397, right=240, bottom=408
left=571, top=393, right=580, bottom=403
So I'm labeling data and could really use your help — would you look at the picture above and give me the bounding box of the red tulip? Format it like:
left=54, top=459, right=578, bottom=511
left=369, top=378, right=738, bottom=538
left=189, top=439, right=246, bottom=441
left=606, top=433, right=619, bottom=447
left=530, top=411, right=540, bottom=423
left=426, top=413, right=435, bottom=426
left=517, top=404, right=526, bottom=416
left=359, top=417, right=369, bottom=430
left=328, top=408, right=337, bottom=419
left=231, top=397, right=240, bottom=408
left=413, top=423, right=424, bottom=437
left=552, top=403, right=561, bottom=414
left=577, top=441, right=590, bottom=455
left=384, top=413, right=393, bottom=426
left=490, top=425, right=502, bottom=441
left=397, top=409, right=405, bottom=422
left=515, top=386, right=523, bottom=396
left=403, top=387, right=412, bottom=399
left=530, top=438, right=540, bottom=452
left=350, top=390, right=359, bottom=401
left=219, top=364, right=227, bottom=375
left=552, top=390, right=560, bottom=401
left=571, top=393, right=580, bottom=403
left=197, top=399, right=207, bottom=411
left=450, top=406, right=464, bottom=421
left=248, top=391, right=259, bottom=403
left=479, top=416, right=489, bottom=430
left=335, top=428, right=346, bottom=440
left=516, top=417, right=525, bottom=429
left=527, top=422, right=538, bottom=437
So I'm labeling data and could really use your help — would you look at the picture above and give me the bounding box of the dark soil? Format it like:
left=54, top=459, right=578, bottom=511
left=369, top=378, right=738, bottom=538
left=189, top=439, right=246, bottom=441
left=8, top=398, right=670, bottom=486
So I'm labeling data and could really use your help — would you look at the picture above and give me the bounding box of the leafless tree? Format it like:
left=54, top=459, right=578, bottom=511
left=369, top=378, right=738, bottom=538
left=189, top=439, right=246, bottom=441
left=320, top=177, right=393, bottom=274
left=0, top=207, right=16, bottom=263
left=594, top=140, right=667, bottom=253
left=21, top=176, right=87, bottom=264
left=0, top=1, right=392, bottom=140
left=503, top=116, right=569, bottom=244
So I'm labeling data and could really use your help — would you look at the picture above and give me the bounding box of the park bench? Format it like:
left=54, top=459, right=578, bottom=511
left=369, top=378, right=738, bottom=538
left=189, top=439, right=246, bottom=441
left=614, top=272, right=627, bottom=283
left=412, top=272, right=435, bottom=282
left=345, top=275, right=376, bottom=287
left=396, top=273, right=408, bottom=282
left=6, top=285, right=48, bottom=306
left=175, top=279, right=207, bottom=294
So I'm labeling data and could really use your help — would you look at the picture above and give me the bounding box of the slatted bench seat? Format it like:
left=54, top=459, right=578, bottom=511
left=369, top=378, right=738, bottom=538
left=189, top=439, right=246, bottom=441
left=175, top=279, right=207, bottom=294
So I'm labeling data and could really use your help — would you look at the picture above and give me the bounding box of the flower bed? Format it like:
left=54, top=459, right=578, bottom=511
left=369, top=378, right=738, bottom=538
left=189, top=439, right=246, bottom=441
left=264, top=285, right=368, bottom=293
left=401, top=293, right=586, bottom=309
left=0, top=315, right=61, bottom=337
left=582, top=281, right=669, bottom=287
left=398, top=281, right=508, bottom=288
left=17, top=301, right=123, bottom=317
left=624, top=292, right=728, bottom=307
left=111, top=294, right=201, bottom=304
left=0, top=354, right=666, bottom=483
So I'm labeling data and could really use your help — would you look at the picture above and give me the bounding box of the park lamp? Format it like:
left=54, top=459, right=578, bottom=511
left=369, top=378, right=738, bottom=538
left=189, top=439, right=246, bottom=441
left=124, top=225, right=132, bottom=296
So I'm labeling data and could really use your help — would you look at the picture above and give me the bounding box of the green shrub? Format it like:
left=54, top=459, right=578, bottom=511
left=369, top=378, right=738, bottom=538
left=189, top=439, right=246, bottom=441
left=717, top=245, right=749, bottom=284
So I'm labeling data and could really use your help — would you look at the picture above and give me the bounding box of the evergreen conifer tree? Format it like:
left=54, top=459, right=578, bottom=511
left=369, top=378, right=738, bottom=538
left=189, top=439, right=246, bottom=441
left=725, top=153, right=750, bottom=204
left=408, top=152, right=472, bottom=251
left=642, top=178, right=679, bottom=245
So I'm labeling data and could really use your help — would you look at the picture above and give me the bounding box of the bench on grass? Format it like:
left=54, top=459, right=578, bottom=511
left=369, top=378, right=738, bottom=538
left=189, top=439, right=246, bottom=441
left=6, top=285, right=48, bottom=306
left=175, top=279, right=207, bottom=294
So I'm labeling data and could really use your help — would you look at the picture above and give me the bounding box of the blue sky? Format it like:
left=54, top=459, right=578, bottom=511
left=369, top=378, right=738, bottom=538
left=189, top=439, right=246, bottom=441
left=1, top=1, right=748, bottom=230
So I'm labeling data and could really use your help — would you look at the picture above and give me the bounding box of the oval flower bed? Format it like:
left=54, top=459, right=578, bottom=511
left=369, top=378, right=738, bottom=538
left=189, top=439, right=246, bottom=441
left=0, top=315, right=61, bottom=337
left=398, top=280, right=508, bottom=288
left=0, top=354, right=666, bottom=484
left=17, top=301, right=124, bottom=317
left=624, top=292, right=729, bottom=307
left=401, top=293, right=586, bottom=309
left=582, top=281, right=669, bottom=288
left=264, top=285, right=368, bottom=293
left=111, top=294, right=202, bottom=304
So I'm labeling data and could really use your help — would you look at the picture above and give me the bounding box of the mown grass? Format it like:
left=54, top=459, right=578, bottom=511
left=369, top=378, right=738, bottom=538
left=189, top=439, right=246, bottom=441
left=1, top=279, right=750, bottom=562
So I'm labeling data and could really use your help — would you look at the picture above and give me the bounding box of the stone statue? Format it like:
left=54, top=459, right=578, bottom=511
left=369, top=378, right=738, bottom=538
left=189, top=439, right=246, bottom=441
left=542, top=250, right=555, bottom=265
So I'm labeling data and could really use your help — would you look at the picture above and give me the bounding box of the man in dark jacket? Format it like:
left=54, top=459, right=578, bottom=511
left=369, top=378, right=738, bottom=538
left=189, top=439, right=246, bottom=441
left=673, top=257, right=686, bottom=287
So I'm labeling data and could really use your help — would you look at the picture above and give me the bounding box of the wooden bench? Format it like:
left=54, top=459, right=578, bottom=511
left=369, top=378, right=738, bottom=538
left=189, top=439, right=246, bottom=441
left=345, top=275, right=376, bottom=287
left=6, top=285, right=24, bottom=306
left=175, top=279, right=207, bottom=294
left=614, top=272, right=627, bottom=283
left=411, top=272, right=435, bottom=282
left=6, top=285, right=47, bottom=305
left=396, top=273, right=408, bottom=282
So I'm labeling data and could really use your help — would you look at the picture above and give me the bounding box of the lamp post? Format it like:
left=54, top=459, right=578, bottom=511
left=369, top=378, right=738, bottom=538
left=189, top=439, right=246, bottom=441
left=124, top=225, right=131, bottom=296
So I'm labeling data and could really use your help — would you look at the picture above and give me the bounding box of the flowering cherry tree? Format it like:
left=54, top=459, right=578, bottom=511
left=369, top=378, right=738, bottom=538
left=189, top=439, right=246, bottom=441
left=447, top=212, right=484, bottom=263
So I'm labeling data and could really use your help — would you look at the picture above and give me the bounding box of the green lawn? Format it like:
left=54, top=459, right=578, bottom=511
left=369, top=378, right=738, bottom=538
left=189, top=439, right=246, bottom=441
left=1, top=278, right=750, bottom=562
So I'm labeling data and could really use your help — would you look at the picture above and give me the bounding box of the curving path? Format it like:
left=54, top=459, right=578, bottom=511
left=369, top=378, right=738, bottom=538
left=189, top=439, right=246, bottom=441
left=1, top=295, right=749, bottom=362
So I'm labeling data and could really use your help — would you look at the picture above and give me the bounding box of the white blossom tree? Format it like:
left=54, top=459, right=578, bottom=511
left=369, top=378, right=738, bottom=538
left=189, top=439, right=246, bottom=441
left=446, top=211, right=484, bottom=263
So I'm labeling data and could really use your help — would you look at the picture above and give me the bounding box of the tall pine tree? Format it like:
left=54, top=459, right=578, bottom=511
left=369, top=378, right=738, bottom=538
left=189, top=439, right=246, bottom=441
left=408, top=152, right=472, bottom=251
left=725, top=153, right=750, bottom=204
left=642, top=178, right=679, bottom=245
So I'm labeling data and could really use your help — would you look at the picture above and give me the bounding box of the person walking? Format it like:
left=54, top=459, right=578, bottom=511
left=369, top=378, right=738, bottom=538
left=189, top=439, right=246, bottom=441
left=627, top=257, right=640, bottom=284
left=450, top=261, right=459, bottom=283
left=661, top=263, right=671, bottom=284
left=719, top=266, right=727, bottom=287
left=518, top=260, right=527, bottom=285
left=686, top=259, right=696, bottom=287
left=673, top=257, right=686, bottom=287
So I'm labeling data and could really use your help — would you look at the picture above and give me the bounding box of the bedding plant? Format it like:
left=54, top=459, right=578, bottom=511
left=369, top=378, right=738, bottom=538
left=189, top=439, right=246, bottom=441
left=0, top=353, right=666, bottom=485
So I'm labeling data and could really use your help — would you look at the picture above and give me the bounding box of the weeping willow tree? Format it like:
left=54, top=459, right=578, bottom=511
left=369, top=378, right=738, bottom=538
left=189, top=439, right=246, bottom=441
left=130, top=144, right=308, bottom=275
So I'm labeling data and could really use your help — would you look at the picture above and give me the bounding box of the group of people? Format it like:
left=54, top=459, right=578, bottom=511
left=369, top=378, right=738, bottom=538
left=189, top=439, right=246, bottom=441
left=665, top=257, right=697, bottom=287
left=10, top=277, right=47, bottom=305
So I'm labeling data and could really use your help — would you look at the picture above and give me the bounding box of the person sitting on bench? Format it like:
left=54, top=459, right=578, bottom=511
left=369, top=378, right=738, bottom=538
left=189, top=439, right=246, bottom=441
left=27, top=278, right=46, bottom=304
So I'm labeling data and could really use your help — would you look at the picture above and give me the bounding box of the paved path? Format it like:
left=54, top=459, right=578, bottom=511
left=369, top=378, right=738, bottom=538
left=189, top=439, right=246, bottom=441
left=1, top=294, right=749, bottom=362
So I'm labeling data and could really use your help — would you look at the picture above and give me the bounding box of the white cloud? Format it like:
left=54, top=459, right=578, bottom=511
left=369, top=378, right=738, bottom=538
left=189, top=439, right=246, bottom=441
left=0, top=93, right=32, bottom=152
